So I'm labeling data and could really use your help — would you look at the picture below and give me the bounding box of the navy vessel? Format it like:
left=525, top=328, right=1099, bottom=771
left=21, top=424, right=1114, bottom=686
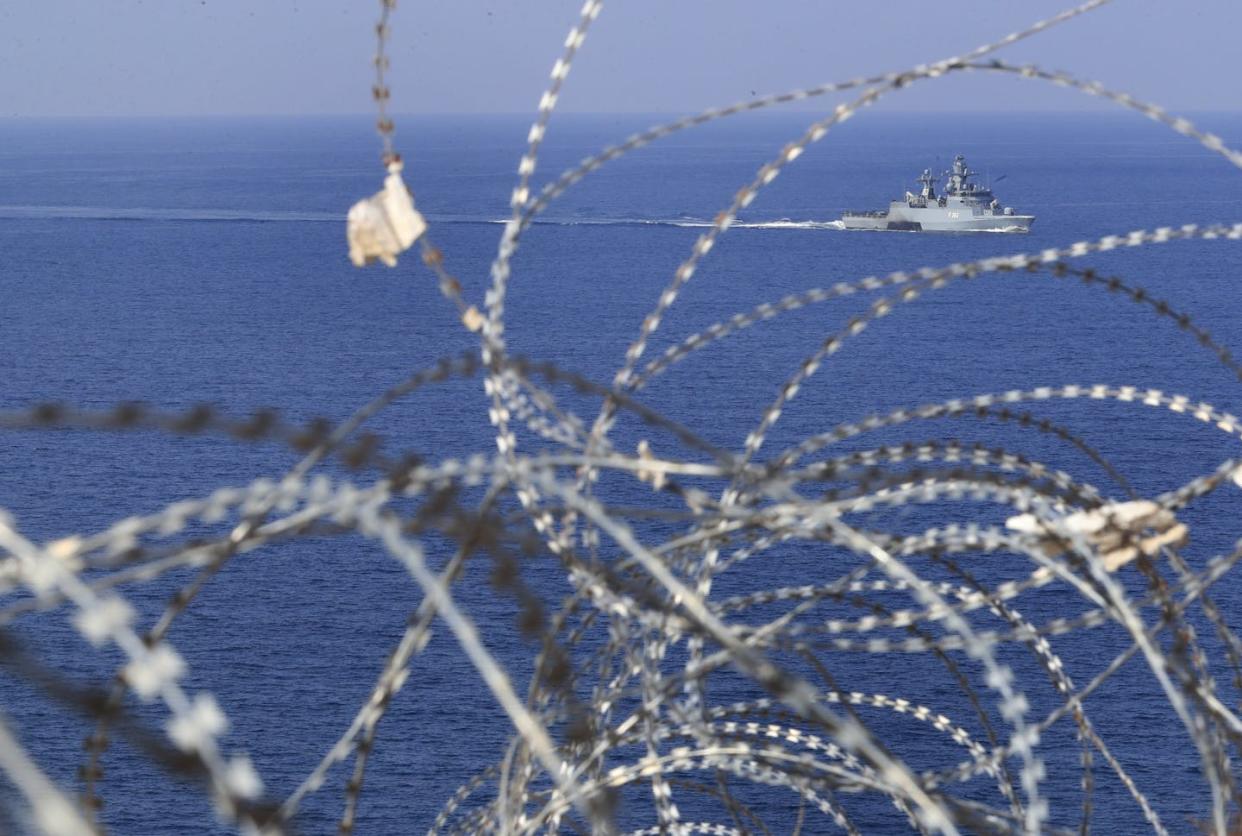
left=840, top=155, right=1033, bottom=233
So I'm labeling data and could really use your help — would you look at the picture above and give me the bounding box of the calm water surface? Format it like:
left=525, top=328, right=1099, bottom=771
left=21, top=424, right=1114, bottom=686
left=1, top=112, right=1241, bottom=833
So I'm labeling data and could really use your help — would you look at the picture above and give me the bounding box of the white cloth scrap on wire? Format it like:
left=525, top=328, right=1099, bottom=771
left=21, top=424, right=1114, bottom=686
left=347, top=160, right=427, bottom=267
left=1006, top=500, right=1187, bottom=572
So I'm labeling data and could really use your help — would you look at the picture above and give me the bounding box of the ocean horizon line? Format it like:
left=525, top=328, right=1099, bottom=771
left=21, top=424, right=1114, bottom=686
left=3, top=108, right=1241, bottom=123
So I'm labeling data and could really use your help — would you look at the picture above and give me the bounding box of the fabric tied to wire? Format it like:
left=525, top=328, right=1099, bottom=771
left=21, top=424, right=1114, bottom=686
left=1006, top=500, right=1188, bottom=572
left=347, top=160, right=427, bottom=267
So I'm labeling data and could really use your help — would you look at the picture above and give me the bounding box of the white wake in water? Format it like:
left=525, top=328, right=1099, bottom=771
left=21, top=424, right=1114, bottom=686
left=0, top=205, right=340, bottom=223
left=520, top=215, right=846, bottom=230
left=1, top=207, right=1038, bottom=233
left=0, top=206, right=849, bottom=230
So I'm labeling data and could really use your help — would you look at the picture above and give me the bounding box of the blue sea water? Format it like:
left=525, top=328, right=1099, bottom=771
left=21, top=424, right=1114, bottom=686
left=1, top=111, right=1242, bottom=833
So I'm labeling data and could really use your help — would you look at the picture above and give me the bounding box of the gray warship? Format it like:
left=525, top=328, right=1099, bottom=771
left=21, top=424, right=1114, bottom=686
left=840, top=155, right=1033, bottom=233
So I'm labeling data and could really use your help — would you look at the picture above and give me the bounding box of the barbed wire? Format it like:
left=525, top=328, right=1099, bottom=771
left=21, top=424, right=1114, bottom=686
left=5, top=0, right=1242, bottom=833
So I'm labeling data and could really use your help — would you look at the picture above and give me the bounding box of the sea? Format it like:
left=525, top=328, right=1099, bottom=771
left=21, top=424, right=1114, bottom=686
left=1, top=111, right=1242, bottom=834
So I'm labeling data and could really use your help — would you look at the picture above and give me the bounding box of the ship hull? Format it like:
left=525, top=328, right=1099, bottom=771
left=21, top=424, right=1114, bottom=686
left=840, top=211, right=1034, bottom=233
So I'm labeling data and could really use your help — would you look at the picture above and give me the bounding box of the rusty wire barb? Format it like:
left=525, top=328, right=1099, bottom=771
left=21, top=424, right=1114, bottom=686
left=5, top=0, right=1242, bottom=833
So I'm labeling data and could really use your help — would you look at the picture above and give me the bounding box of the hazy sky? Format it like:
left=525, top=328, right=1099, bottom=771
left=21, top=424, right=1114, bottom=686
left=1, top=1, right=1238, bottom=118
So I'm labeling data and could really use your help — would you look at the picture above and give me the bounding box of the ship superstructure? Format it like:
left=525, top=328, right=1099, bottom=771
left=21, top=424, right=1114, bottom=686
left=840, top=155, right=1033, bottom=232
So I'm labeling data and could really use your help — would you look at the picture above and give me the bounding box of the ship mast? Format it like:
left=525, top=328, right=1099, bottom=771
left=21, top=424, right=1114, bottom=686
left=946, top=154, right=974, bottom=194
